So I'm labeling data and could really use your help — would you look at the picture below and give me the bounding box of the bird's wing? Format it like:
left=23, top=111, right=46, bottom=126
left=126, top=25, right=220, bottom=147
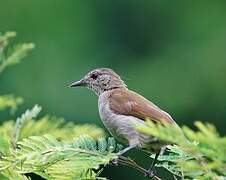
left=109, top=88, right=175, bottom=124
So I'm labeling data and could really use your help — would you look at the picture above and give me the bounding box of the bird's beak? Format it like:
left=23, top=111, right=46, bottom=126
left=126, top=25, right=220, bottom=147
left=69, top=79, right=86, bottom=88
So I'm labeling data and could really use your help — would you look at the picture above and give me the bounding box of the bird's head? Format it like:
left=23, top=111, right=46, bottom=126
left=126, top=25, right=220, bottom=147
left=70, top=68, right=127, bottom=95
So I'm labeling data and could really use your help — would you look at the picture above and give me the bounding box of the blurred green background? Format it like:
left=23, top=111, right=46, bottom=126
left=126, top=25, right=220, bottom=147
left=0, top=1, right=226, bottom=179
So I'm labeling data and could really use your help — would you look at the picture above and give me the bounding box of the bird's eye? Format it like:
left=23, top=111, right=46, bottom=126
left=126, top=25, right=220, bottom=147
left=90, top=73, right=98, bottom=80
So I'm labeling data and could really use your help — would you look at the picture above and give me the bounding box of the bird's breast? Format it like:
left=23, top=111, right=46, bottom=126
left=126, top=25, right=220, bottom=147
left=98, top=92, right=125, bottom=137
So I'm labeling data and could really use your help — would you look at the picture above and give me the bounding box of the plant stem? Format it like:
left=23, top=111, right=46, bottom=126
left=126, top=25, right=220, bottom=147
left=117, top=156, right=162, bottom=180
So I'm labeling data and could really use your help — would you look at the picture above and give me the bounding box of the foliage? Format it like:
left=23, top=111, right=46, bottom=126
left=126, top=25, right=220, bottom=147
left=0, top=31, right=34, bottom=74
left=0, top=104, right=118, bottom=180
left=0, top=31, right=34, bottom=113
left=17, top=115, right=105, bottom=142
left=137, top=120, right=226, bottom=179
left=0, top=95, right=23, bottom=113
left=1, top=31, right=225, bottom=179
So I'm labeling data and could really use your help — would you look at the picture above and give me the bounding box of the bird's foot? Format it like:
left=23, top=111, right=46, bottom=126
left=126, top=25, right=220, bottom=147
left=145, top=169, right=156, bottom=178
left=109, top=158, right=119, bottom=166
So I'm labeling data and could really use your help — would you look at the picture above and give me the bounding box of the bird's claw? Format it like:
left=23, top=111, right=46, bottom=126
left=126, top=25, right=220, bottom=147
left=110, top=158, right=119, bottom=166
left=145, top=170, right=156, bottom=178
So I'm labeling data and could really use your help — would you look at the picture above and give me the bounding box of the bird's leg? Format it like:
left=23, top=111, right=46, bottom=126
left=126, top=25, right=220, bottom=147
left=145, top=151, right=160, bottom=178
left=111, top=144, right=137, bottom=166
left=117, top=144, right=137, bottom=156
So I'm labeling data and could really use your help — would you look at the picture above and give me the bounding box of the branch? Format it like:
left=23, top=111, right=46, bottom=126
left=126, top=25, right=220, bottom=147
left=117, top=155, right=162, bottom=180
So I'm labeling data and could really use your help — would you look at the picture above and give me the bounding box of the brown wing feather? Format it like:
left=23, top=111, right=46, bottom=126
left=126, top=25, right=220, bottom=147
left=109, top=88, right=175, bottom=123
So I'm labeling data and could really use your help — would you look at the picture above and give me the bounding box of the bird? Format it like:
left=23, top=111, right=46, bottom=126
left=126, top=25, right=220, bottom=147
left=70, top=68, right=179, bottom=176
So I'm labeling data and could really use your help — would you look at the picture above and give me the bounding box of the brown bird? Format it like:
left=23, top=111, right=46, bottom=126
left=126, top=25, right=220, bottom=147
left=70, top=68, right=179, bottom=176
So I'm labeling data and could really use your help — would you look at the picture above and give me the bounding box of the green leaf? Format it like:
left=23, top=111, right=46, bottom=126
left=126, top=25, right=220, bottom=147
left=2, top=135, right=118, bottom=180
left=18, top=115, right=105, bottom=141
left=12, top=105, right=42, bottom=147
left=0, top=95, right=23, bottom=113
left=137, top=120, right=226, bottom=179
left=0, top=169, right=29, bottom=180
left=0, top=31, right=34, bottom=74
left=0, top=121, right=14, bottom=156
left=0, top=32, right=16, bottom=54
left=97, top=138, right=107, bottom=153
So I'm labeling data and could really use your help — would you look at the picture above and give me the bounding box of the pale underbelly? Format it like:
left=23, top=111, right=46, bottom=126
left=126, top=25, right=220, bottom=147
left=98, top=93, right=164, bottom=152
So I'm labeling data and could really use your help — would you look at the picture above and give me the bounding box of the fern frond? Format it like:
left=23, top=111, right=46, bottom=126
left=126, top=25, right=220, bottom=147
left=18, top=116, right=105, bottom=141
left=137, top=120, right=226, bottom=179
left=2, top=43, right=35, bottom=68
left=136, top=119, right=187, bottom=145
left=0, top=31, right=34, bottom=74
left=1, top=135, right=119, bottom=180
left=0, top=95, right=23, bottom=113
left=12, top=105, right=42, bottom=148
left=0, top=121, right=14, bottom=156
left=0, top=169, right=30, bottom=180
left=0, top=32, right=16, bottom=54
left=0, top=106, right=105, bottom=158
